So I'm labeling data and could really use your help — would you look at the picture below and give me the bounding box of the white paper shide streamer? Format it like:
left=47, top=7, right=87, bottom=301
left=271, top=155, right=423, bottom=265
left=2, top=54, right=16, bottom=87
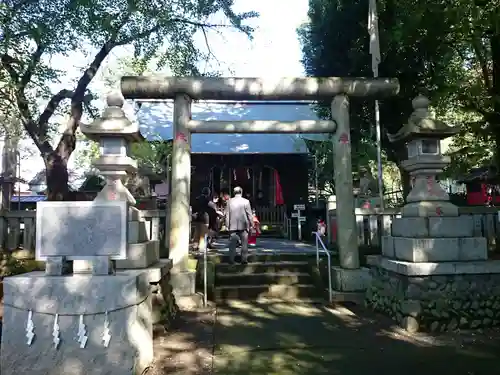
left=25, top=310, right=35, bottom=346
left=77, top=315, right=88, bottom=348
left=52, top=314, right=60, bottom=349
left=102, top=311, right=111, bottom=348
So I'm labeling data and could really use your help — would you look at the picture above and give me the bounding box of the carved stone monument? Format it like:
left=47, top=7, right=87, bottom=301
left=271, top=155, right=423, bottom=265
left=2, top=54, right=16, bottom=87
left=0, top=94, right=176, bottom=375
left=366, top=96, right=500, bottom=332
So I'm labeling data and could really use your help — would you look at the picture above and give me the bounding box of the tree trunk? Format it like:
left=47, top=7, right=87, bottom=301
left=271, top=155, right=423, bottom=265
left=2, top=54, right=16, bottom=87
left=44, top=150, right=70, bottom=201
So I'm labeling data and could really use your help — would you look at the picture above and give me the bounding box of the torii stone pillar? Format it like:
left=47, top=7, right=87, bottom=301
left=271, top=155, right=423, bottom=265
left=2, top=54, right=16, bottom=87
left=169, top=94, right=192, bottom=273
left=331, top=95, right=359, bottom=269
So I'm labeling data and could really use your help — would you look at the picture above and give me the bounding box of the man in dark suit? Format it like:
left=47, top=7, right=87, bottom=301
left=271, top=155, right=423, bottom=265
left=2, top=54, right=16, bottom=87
left=225, top=186, right=253, bottom=264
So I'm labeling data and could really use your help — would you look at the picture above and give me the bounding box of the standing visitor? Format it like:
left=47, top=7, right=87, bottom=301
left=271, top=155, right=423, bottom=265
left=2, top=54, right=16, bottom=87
left=207, top=193, right=224, bottom=249
left=219, top=189, right=230, bottom=231
left=225, top=186, right=253, bottom=264
left=192, top=187, right=211, bottom=252
left=317, top=216, right=327, bottom=240
left=248, top=209, right=261, bottom=247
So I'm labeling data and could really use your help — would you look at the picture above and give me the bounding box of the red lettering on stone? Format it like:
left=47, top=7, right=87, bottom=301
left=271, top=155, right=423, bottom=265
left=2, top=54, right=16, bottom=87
left=435, top=207, right=442, bottom=216
left=339, top=133, right=349, bottom=144
left=175, top=133, right=187, bottom=142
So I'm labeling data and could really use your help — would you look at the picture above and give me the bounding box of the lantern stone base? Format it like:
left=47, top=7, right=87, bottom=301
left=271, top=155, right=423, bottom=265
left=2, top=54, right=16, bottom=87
left=366, top=256, right=500, bottom=332
left=382, top=236, right=487, bottom=262
left=1, top=270, right=154, bottom=375
left=382, top=215, right=487, bottom=262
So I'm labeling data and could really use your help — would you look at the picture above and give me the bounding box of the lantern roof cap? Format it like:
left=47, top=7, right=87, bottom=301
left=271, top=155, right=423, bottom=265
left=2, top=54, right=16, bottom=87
left=388, top=95, right=459, bottom=143
left=81, top=92, right=144, bottom=142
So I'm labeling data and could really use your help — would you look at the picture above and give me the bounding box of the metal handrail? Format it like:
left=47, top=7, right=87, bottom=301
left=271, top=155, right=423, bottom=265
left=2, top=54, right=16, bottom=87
left=312, top=231, right=332, bottom=304
left=283, top=213, right=288, bottom=238
left=203, top=234, right=208, bottom=307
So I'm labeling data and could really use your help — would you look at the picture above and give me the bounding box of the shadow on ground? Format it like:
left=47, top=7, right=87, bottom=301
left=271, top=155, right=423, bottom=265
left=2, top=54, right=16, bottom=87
left=150, top=300, right=500, bottom=375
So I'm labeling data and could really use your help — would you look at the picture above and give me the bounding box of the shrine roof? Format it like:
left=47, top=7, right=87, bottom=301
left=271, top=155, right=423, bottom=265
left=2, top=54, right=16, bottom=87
left=134, top=101, right=327, bottom=154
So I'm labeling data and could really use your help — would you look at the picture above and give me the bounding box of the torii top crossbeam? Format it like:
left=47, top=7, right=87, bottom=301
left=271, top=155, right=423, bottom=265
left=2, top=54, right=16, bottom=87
left=120, top=76, right=399, bottom=101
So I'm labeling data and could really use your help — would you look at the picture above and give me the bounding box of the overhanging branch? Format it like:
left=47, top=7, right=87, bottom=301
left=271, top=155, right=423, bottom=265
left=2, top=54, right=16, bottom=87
left=37, top=89, right=74, bottom=131
left=20, top=42, right=46, bottom=88
left=116, top=18, right=233, bottom=46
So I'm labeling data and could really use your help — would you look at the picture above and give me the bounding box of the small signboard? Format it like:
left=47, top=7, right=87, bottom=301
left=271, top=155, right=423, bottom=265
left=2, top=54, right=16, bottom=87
left=291, top=212, right=300, bottom=218
left=293, top=204, right=305, bottom=211
left=299, top=217, right=306, bottom=222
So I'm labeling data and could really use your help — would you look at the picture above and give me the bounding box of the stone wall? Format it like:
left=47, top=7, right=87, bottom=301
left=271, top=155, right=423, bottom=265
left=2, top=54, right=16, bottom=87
left=366, top=266, right=500, bottom=332
left=151, top=271, right=179, bottom=326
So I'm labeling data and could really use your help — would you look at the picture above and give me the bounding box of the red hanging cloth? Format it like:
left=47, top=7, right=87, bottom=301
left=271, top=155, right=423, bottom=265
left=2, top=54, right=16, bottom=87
left=274, top=169, right=285, bottom=205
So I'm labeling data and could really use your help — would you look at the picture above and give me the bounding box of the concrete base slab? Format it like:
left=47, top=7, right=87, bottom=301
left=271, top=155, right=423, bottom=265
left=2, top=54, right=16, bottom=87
left=170, top=270, right=196, bottom=297
left=368, top=255, right=500, bottom=276
left=331, top=267, right=370, bottom=293
left=1, top=270, right=153, bottom=375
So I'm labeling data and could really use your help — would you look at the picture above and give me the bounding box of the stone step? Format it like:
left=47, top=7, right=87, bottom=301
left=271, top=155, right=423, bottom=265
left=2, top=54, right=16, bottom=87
left=208, top=253, right=319, bottom=264
left=216, top=271, right=312, bottom=286
left=214, top=284, right=321, bottom=301
left=215, top=261, right=311, bottom=274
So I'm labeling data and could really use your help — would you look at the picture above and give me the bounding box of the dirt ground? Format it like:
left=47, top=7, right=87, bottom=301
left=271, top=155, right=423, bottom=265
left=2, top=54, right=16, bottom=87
left=148, top=308, right=216, bottom=375
left=148, top=302, right=500, bottom=375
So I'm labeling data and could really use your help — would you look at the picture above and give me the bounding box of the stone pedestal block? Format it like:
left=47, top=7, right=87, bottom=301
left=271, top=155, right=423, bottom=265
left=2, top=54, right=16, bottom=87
left=366, top=256, right=500, bottom=332
left=128, top=220, right=149, bottom=243
left=382, top=236, right=395, bottom=258
left=0, top=270, right=153, bottom=375
left=393, top=237, right=487, bottom=262
left=75, top=241, right=160, bottom=273
left=170, top=270, right=196, bottom=297
left=332, top=266, right=371, bottom=292
left=115, top=240, right=159, bottom=269
left=391, top=216, right=474, bottom=238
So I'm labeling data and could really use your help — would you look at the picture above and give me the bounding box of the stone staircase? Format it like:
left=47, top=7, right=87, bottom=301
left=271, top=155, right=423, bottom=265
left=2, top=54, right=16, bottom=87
left=212, top=253, right=328, bottom=303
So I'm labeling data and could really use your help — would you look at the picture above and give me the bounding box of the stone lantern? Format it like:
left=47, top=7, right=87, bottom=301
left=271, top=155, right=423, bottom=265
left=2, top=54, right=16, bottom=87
left=80, top=93, right=159, bottom=270
left=80, top=93, right=144, bottom=204
left=388, top=95, right=459, bottom=217
left=366, top=95, right=493, bottom=333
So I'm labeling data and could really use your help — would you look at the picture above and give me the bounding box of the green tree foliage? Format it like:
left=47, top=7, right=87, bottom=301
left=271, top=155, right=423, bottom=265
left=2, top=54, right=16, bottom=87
left=0, top=0, right=257, bottom=200
left=298, top=0, right=473, bottom=196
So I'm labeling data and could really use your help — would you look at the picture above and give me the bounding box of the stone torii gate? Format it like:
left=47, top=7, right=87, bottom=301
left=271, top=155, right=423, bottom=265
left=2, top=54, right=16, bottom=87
left=121, top=76, right=399, bottom=295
